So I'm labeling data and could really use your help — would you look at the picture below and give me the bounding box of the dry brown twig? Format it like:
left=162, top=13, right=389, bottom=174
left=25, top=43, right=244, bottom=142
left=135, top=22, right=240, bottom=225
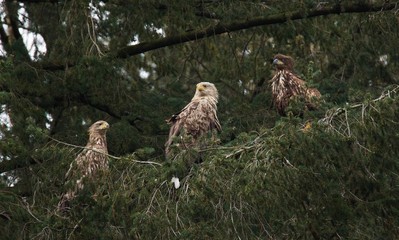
left=319, top=85, right=399, bottom=135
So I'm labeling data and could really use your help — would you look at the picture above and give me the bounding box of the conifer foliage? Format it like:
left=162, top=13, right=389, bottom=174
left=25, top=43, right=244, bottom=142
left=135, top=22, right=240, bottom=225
left=1, top=1, right=398, bottom=239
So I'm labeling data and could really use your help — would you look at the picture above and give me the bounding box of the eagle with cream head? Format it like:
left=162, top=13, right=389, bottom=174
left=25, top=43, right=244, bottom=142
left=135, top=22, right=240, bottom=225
left=58, top=120, right=110, bottom=211
left=165, top=82, right=221, bottom=156
left=270, top=54, right=321, bottom=115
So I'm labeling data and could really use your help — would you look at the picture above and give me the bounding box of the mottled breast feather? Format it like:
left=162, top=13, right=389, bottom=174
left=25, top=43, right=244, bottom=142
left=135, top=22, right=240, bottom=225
left=165, top=82, right=221, bottom=156
left=270, top=57, right=321, bottom=115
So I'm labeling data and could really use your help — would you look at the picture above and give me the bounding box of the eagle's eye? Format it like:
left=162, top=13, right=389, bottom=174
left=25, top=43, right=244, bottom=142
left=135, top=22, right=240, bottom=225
left=203, top=85, right=207, bottom=88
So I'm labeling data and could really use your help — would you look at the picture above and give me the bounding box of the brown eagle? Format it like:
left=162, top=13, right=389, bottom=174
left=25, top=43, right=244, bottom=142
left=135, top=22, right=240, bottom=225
left=270, top=54, right=321, bottom=115
left=57, top=120, right=110, bottom=211
left=165, top=82, right=221, bottom=156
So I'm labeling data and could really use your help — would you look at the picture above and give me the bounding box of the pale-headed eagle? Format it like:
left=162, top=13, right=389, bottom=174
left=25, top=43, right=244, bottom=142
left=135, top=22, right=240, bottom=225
left=57, top=120, right=109, bottom=211
left=270, top=54, right=321, bottom=115
left=165, top=82, right=221, bottom=156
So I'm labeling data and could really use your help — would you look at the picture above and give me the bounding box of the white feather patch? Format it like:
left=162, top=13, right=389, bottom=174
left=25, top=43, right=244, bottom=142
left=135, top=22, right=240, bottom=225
left=171, top=177, right=180, bottom=189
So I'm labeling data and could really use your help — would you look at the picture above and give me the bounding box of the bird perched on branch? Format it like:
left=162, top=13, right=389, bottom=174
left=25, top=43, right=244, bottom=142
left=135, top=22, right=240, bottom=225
left=57, top=120, right=110, bottom=212
left=270, top=54, right=321, bottom=115
left=165, top=82, right=221, bottom=157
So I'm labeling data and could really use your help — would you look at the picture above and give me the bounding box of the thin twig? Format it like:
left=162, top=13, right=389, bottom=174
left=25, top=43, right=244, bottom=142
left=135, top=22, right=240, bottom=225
left=319, top=85, right=399, bottom=127
left=68, top=218, right=84, bottom=240
left=23, top=200, right=43, bottom=223
left=48, top=136, right=121, bottom=159
left=47, top=136, right=162, bottom=166
left=344, top=109, right=350, bottom=137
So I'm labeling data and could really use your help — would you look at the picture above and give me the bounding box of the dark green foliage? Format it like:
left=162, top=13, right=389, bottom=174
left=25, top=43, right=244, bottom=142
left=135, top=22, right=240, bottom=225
left=2, top=88, right=398, bottom=239
left=1, top=0, right=399, bottom=239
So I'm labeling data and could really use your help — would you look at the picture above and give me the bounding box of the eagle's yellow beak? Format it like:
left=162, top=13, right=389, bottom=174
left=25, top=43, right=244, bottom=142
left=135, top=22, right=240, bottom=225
left=273, top=58, right=284, bottom=66
left=99, top=122, right=110, bottom=130
left=196, top=84, right=205, bottom=92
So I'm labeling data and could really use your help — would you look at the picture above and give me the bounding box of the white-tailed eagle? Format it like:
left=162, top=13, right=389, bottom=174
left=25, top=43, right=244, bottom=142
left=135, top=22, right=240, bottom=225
left=165, top=82, right=221, bottom=156
left=57, top=120, right=109, bottom=211
left=270, top=54, right=321, bottom=115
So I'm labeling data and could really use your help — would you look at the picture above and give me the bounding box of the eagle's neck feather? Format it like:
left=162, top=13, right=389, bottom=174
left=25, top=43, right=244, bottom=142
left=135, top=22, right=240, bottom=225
left=88, top=134, right=108, bottom=153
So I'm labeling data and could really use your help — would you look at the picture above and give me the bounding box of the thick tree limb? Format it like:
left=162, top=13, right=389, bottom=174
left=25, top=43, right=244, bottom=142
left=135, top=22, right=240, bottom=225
left=4, top=1, right=24, bottom=41
left=2, top=1, right=31, bottom=61
left=15, top=0, right=59, bottom=3
left=0, top=25, right=10, bottom=50
left=79, top=96, right=144, bottom=132
left=33, top=1, right=396, bottom=71
left=115, top=2, right=396, bottom=59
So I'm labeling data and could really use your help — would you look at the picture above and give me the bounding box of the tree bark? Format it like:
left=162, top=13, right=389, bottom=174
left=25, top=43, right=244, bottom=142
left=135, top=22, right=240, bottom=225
left=2, top=0, right=31, bottom=61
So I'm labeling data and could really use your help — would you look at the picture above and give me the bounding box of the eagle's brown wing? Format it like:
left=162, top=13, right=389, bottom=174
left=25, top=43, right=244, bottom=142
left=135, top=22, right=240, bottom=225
left=209, top=107, right=222, bottom=133
left=287, top=72, right=322, bottom=99
left=165, top=100, right=200, bottom=151
left=58, top=152, right=86, bottom=211
left=165, top=97, right=220, bottom=155
left=288, top=73, right=307, bottom=97
left=306, top=88, right=321, bottom=98
left=305, top=88, right=321, bottom=110
left=290, top=74, right=322, bottom=110
left=64, top=150, right=86, bottom=181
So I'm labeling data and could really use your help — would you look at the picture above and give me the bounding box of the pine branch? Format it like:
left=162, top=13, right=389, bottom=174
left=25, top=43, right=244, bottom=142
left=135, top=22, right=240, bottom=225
left=116, top=2, right=397, bottom=59
left=30, top=1, right=397, bottom=71
left=320, top=85, right=399, bottom=126
left=0, top=155, right=39, bottom=175
left=319, top=85, right=399, bottom=137
left=0, top=135, right=162, bottom=174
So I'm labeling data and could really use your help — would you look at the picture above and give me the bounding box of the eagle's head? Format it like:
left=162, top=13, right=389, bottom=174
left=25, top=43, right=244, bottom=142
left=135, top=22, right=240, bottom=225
left=194, top=82, right=219, bottom=100
left=272, top=54, right=294, bottom=71
left=88, top=120, right=109, bottom=135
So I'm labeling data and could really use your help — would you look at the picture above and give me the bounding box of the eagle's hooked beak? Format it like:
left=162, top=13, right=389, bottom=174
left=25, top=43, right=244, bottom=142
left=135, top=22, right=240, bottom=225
left=273, top=58, right=283, bottom=66
left=99, top=122, right=110, bottom=130
left=196, top=84, right=206, bottom=92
